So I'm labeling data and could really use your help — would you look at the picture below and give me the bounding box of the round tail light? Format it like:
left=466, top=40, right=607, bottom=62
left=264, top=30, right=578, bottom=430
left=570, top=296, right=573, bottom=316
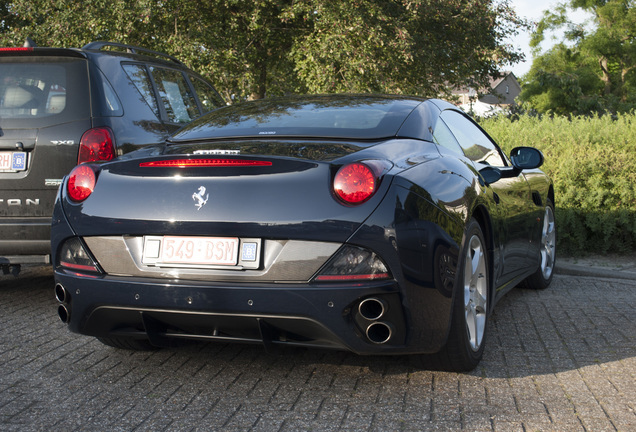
left=67, top=165, right=97, bottom=202
left=334, top=162, right=378, bottom=205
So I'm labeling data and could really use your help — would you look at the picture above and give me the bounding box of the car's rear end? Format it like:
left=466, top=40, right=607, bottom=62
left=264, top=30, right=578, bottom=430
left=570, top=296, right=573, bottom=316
left=0, top=47, right=116, bottom=272
left=51, top=96, right=464, bottom=357
left=51, top=140, right=413, bottom=353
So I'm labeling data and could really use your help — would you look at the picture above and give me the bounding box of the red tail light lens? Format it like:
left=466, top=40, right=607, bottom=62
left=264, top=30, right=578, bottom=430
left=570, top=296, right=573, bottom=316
left=334, top=162, right=379, bottom=205
left=0, top=47, right=34, bottom=52
left=78, top=127, right=116, bottom=164
left=67, top=165, right=97, bottom=202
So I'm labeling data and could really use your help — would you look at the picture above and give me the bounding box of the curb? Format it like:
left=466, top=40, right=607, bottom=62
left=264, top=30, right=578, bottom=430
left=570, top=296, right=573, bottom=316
left=555, top=263, right=636, bottom=281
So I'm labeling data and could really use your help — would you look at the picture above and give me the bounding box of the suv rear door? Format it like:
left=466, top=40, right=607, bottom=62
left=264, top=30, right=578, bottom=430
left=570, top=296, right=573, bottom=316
left=1, top=43, right=226, bottom=271
left=0, top=50, right=91, bottom=262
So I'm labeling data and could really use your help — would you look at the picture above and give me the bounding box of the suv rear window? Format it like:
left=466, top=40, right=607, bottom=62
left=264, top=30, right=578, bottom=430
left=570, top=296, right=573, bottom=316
left=0, top=57, right=89, bottom=127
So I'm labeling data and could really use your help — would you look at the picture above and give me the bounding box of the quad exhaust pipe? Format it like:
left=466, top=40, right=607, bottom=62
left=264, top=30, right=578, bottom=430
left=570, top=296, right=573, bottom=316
left=55, top=284, right=71, bottom=323
left=365, top=321, right=393, bottom=344
left=58, top=305, right=70, bottom=323
left=358, top=297, right=386, bottom=321
left=357, top=297, right=393, bottom=344
left=55, top=284, right=67, bottom=303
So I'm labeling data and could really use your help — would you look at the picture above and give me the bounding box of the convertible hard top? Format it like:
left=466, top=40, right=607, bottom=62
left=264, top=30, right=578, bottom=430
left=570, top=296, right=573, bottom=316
left=170, top=95, right=449, bottom=142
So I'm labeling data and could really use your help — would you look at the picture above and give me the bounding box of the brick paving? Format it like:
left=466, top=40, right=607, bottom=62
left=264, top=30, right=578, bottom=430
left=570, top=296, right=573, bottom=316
left=1, top=266, right=635, bottom=431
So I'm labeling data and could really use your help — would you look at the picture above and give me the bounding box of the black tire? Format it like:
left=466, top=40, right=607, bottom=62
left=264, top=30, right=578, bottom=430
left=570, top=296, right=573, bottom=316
left=520, top=199, right=556, bottom=290
left=423, top=219, right=490, bottom=372
left=97, top=336, right=157, bottom=351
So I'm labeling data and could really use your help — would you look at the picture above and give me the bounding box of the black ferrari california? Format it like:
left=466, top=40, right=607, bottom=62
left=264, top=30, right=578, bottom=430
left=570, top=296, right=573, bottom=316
left=52, top=95, right=556, bottom=371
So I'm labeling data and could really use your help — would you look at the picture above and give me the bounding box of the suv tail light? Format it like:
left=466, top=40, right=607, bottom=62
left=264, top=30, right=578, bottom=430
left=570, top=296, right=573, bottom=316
left=78, top=127, right=116, bottom=164
left=67, top=164, right=98, bottom=202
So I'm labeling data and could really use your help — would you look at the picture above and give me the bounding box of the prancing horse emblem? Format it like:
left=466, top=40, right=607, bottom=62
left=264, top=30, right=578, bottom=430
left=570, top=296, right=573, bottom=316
left=192, top=186, right=209, bottom=210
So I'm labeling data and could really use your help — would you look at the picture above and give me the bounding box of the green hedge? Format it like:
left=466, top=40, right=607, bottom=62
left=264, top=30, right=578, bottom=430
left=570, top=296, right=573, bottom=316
left=480, top=113, right=636, bottom=255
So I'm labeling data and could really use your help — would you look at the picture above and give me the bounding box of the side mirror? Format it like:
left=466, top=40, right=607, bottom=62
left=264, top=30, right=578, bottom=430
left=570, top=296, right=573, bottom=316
left=510, top=147, right=544, bottom=170
left=478, top=166, right=502, bottom=186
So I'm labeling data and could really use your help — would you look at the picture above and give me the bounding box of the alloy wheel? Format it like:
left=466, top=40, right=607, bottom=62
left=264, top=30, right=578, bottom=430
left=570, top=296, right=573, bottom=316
left=540, top=206, right=556, bottom=280
left=463, top=234, right=488, bottom=352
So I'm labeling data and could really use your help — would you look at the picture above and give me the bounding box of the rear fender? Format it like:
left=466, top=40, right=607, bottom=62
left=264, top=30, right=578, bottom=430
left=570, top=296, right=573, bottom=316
left=345, top=181, right=463, bottom=352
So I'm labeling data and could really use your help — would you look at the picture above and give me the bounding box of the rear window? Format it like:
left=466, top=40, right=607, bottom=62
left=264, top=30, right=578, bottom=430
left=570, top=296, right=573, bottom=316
left=0, top=57, right=89, bottom=126
left=173, top=95, right=421, bottom=141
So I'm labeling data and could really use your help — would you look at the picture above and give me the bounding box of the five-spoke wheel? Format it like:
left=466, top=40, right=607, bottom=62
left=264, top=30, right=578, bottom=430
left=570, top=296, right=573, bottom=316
left=463, top=232, right=488, bottom=352
left=540, top=204, right=556, bottom=280
left=522, top=199, right=557, bottom=290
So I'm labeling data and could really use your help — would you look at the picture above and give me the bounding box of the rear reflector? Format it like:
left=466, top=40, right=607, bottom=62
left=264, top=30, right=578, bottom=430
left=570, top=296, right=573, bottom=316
left=139, top=159, right=273, bottom=168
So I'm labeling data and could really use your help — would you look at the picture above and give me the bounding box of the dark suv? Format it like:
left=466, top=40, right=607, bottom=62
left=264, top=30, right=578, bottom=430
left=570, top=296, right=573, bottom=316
left=0, top=41, right=225, bottom=274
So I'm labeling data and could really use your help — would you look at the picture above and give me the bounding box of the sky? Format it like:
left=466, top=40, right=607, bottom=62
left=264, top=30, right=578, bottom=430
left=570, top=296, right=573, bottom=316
left=506, top=0, right=592, bottom=77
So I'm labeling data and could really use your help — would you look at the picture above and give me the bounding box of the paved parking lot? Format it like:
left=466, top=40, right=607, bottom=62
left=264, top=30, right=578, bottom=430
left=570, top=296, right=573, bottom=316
left=1, top=266, right=634, bottom=431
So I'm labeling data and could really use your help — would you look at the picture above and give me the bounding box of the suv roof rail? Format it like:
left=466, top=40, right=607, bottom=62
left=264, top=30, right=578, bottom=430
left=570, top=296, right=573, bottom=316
left=81, top=41, right=183, bottom=65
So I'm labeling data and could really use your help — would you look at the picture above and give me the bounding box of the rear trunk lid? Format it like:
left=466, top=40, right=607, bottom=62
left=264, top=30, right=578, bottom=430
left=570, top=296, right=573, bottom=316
left=62, top=151, right=391, bottom=243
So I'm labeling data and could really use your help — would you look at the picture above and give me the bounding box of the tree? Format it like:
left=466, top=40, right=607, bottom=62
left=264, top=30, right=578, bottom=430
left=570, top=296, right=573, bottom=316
left=0, top=0, right=527, bottom=101
left=286, top=0, right=527, bottom=97
left=520, top=0, right=636, bottom=114
left=519, top=44, right=605, bottom=115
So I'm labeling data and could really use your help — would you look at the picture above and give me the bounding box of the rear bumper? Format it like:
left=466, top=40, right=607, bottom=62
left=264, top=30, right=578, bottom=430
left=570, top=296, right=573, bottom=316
left=51, top=179, right=459, bottom=355
left=0, top=217, right=51, bottom=263
left=1, top=254, right=50, bottom=265
left=53, top=270, right=437, bottom=355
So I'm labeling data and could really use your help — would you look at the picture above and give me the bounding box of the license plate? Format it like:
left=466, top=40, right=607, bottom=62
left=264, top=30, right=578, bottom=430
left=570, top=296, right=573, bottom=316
left=0, top=151, right=27, bottom=172
left=149, top=236, right=239, bottom=266
left=142, top=235, right=262, bottom=269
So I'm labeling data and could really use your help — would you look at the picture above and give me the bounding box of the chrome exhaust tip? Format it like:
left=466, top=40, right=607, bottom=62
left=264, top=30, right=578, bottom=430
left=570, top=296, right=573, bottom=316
left=366, top=321, right=393, bottom=344
left=54, top=284, right=67, bottom=303
left=57, top=304, right=70, bottom=323
left=358, top=297, right=387, bottom=321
